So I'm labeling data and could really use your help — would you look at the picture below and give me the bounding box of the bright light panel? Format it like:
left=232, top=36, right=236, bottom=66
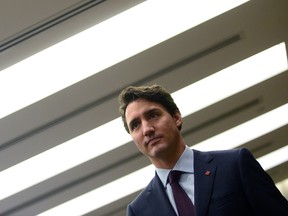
left=0, top=118, right=130, bottom=201
left=0, top=42, right=286, bottom=201
left=0, top=0, right=249, bottom=119
left=276, top=178, right=288, bottom=198
left=258, top=145, right=288, bottom=170
left=37, top=165, right=155, bottom=216
left=38, top=103, right=288, bottom=216
left=173, top=42, right=288, bottom=116
left=193, top=103, right=288, bottom=151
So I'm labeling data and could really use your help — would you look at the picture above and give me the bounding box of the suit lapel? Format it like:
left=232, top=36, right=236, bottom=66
left=145, top=172, right=177, bottom=216
left=193, top=150, right=217, bottom=216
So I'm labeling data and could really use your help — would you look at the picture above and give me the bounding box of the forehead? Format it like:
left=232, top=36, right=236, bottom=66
left=125, top=99, right=165, bottom=120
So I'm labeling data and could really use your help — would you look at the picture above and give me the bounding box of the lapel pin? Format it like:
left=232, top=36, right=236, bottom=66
left=204, top=170, right=211, bottom=176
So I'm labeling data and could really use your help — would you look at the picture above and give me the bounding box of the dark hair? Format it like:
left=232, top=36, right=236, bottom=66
left=118, top=84, right=181, bottom=133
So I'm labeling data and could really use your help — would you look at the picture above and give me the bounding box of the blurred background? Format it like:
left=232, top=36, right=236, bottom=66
left=0, top=0, right=287, bottom=215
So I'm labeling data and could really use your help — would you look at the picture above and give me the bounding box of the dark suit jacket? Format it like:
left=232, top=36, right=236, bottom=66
left=127, top=148, right=288, bottom=216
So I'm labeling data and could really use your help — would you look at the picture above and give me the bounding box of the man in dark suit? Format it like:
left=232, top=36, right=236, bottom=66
left=118, top=84, right=288, bottom=216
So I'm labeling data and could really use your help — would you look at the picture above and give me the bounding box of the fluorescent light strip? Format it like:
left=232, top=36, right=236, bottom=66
left=276, top=178, right=288, bottom=198
left=38, top=104, right=288, bottom=216
left=0, top=0, right=249, bottom=119
left=0, top=118, right=131, bottom=201
left=38, top=166, right=155, bottom=216
left=0, top=42, right=286, bottom=201
left=193, top=103, right=288, bottom=151
left=173, top=42, right=288, bottom=117
left=258, top=145, right=288, bottom=170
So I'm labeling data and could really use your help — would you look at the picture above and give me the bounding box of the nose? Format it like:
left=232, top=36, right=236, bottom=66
left=142, top=120, right=155, bottom=136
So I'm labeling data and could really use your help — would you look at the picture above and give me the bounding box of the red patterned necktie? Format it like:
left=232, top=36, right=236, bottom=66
left=168, top=170, right=195, bottom=216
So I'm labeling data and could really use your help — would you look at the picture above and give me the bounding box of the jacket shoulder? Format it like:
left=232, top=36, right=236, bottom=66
left=193, top=147, right=249, bottom=163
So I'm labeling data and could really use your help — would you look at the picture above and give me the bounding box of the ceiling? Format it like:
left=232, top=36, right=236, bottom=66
left=0, top=0, right=287, bottom=215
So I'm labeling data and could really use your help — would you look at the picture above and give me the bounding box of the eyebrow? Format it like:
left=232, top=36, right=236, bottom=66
left=128, top=108, right=161, bottom=128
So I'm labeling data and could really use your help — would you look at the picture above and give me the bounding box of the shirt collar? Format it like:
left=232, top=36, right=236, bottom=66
left=156, top=146, right=194, bottom=187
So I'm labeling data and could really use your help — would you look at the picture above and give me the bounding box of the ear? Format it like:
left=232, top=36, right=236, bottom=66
left=173, top=111, right=182, bottom=127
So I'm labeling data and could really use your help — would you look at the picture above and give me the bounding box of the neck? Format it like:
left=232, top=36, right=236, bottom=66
left=151, top=144, right=186, bottom=169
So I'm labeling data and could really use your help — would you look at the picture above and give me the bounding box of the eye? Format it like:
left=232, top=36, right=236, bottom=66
left=148, top=111, right=160, bottom=120
left=130, top=121, right=140, bottom=131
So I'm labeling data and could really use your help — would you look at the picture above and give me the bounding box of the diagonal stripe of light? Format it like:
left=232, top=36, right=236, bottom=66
left=0, top=0, right=249, bottom=119
left=192, top=103, right=288, bottom=151
left=0, top=42, right=286, bottom=201
left=258, top=145, right=288, bottom=171
left=38, top=165, right=155, bottom=216
left=173, top=42, right=288, bottom=117
left=38, top=103, right=288, bottom=216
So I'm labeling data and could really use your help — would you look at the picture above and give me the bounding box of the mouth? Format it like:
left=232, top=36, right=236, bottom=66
left=146, top=137, right=161, bottom=146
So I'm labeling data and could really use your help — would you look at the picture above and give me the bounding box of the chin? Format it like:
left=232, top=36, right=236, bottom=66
left=149, top=143, right=168, bottom=157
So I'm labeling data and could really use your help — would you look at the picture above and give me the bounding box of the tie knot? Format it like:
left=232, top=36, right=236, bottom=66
left=168, top=170, right=182, bottom=184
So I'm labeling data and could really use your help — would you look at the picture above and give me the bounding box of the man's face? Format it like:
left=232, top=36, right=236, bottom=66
left=125, top=98, right=183, bottom=163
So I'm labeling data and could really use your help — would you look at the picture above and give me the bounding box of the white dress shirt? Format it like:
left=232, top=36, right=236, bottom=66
left=155, top=146, right=195, bottom=215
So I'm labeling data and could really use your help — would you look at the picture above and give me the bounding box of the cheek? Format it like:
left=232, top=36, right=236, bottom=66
left=131, top=133, right=142, bottom=146
left=161, top=122, right=180, bottom=139
left=160, top=120, right=177, bottom=131
left=133, top=137, right=146, bottom=153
